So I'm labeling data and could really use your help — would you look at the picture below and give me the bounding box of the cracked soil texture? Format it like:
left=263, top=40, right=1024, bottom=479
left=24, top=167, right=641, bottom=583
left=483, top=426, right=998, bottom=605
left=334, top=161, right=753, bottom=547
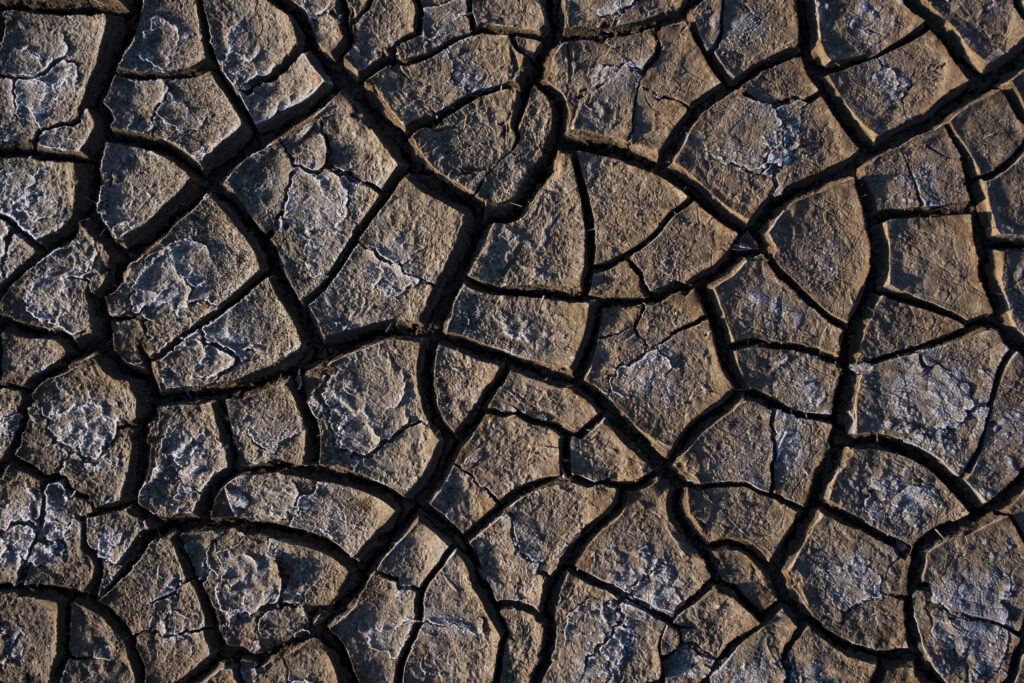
left=0, top=0, right=1023, bottom=680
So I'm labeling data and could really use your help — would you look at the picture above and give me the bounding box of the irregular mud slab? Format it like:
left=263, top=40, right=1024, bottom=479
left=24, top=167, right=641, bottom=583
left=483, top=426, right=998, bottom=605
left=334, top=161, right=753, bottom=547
left=0, top=3, right=1019, bottom=681
left=587, top=292, right=730, bottom=452
left=675, top=60, right=856, bottom=220
left=0, top=11, right=109, bottom=147
left=225, top=93, right=400, bottom=299
left=825, top=33, right=967, bottom=140
left=304, top=338, right=437, bottom=493
left=311, top=178, right=467, bottom=337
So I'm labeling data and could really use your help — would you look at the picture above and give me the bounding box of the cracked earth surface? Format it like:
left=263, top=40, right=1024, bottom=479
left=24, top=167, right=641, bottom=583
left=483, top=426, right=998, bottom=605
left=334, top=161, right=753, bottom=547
left=0, top=0, right=1023, bottom=681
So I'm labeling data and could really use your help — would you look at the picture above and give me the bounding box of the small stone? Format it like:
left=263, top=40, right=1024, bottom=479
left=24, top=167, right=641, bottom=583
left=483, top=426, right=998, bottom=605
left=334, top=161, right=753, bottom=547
left=446, top=287, right=588, bottom=372
left=588, top=293, right=730, bottom=452
left=304, top=339, right=436, bottom=493
left=472, top=481, right=615, bottom=606
left=433, top=343, right=500, bottom=432
left=226, top=379, right=307, bottom=468
left=825, top=33, right=967, bottom=140
left=883, top=214, right=991, bottom=320
left=785, top=511, right=907, bottom=650
left=17, top=355, right=138, bottom=505
left=579, top=485, right=710, bottom=613
left=214, top=471, right=396, bottom=557
left=138, top=401, right=229, bottom=519
left=181, top=527, right=348, bottom=653
left=98, top=143, right=192, bottom=246
left=153, top=279, right=303, bottom=391
left=825, top=446, right=966, bottom=543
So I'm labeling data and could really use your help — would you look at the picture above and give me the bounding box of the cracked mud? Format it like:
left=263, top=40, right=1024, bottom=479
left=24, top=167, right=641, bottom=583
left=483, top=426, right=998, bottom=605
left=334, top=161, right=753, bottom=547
left=0, top=0, right=1023, bottom=681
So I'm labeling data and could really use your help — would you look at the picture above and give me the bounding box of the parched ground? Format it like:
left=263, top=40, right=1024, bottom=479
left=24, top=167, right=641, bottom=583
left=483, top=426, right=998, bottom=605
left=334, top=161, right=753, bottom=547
left=0, top=0, right=1022, bottom=680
